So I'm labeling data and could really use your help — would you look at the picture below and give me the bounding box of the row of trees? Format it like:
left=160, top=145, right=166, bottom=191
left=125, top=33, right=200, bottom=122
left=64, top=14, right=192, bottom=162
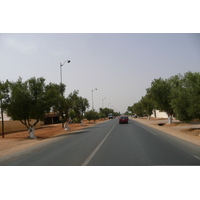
left=128, top=71, right=200, bottom=124
left=84, top=108, right=120, bottom=122
left=0, top=77, right=90, bottom=138
left=0, top=77, right=121, bottom=138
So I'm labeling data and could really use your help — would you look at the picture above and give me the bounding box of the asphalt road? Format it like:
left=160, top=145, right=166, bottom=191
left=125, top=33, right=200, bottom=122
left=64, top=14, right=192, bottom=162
left=1, top=118, right=200, bottom=166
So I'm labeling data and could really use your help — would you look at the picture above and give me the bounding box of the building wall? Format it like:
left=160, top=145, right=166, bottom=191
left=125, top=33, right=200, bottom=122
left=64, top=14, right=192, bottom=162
left=0, top=120, right=41, bottom=134
left=151, top=110, right=168, bottom=118
left=0, top=112, right=11, bottom=121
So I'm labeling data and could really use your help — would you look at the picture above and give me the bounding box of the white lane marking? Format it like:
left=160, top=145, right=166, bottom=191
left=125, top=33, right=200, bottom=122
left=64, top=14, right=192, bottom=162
left=132, top=120, right=157, bottom=135
left=193, top=155, right=200, bottom=161
left=82, top=123, right=117, bottom=166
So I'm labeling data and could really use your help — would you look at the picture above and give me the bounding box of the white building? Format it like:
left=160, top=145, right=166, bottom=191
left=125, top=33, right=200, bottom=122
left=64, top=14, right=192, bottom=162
left=0, top=111, right=11, bottom=121
left=151, top=110, right=168, bottom=118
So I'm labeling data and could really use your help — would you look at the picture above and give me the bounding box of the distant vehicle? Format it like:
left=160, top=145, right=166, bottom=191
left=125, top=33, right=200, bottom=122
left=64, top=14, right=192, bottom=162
left=119, top=116, right=128, bottom=124
left=108, top=113, right=113, bottom=119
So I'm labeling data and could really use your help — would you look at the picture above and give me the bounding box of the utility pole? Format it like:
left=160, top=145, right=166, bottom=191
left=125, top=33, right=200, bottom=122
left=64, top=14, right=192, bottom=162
left=60, top=60, right=71, bottom=85
left=102, top=98, right=106, bottom=108
left=60, top=59, right=70, bottom=128
left=91, top=88, right=97, bottom=110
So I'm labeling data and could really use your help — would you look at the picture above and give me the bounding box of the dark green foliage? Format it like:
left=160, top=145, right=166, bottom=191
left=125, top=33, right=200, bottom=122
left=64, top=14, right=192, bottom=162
left=132, top=102, right=144, bottom=117
left=99, top=107, right=114, bottom=117
left=140, top=94, right=154, bottom=116
left=6, top=77, right=61, bottom=128
left=130, top=71, right=200, bottom=123
left=84, top=110, right=99, bottom=122
left=146, top=78, right=173, bottom=117
left=170, top=72, right=200, bottom=122
left=68, top=90, right=90, bottom=123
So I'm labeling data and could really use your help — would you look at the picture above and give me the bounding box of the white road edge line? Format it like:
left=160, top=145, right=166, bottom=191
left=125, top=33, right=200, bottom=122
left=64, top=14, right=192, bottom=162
left=82, top=122, right=117, bottom=166
left=132, top=120, right=157, bottom=135
left=193, top=155, right=200, bottom=161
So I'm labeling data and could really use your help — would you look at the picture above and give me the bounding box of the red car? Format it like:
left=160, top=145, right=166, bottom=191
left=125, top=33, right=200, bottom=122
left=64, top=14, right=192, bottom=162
left=119, top=116, right=128, bottom=124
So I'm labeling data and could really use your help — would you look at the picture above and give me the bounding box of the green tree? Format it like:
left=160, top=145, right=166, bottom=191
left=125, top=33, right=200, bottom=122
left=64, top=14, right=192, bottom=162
left=79, top=97, right=90, bottom=120
left=99, top=107, right=114, bottom=118
left=170, top=72, right=200, bottom=122
left=68, top=90, right=90, bottom=123
left=184, top=72, right=200, bottom=120
left=147, top=78, right=174, bottom=123
left=99, top=112, right=106, bottom=119
left=127, top=106, right=134, bottom=115
left=84, top=110, right=99, bottom=122
left=68, top=90, right=81, bottom=122
left=6, top=77, right=62, bottom=138
left=46, top=82, right=67, bottom=126
left=140, top=94, right=154, bottom=120
left=132, top=101, right=143, bottom=117
left=0, top=80, right=9, bottom=138
left=69, top=109, right=76, bottom=121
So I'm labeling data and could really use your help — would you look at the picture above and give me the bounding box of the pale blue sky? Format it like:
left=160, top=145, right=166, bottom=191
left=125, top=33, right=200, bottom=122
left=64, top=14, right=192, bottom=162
left=1, top=33, right=200, bottom=113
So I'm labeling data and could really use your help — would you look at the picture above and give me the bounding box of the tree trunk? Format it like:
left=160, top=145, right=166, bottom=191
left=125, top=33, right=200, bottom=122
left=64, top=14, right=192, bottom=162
left=28, top=126, right=37, bottom=139
left=81, top=120, right=85, bottom=126
left=168, top=115, right=172, bottom=124
left=148, top=115, right=150, bottom=120
left=64, top=122, right=70, bottom=131
left=154, top=109, right=156, bottom=118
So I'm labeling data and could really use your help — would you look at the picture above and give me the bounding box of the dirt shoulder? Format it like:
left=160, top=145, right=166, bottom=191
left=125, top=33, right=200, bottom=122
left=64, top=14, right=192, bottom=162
left=130, top=117, right=200, bottom=146
left=0, top=119, right=108, bottom=158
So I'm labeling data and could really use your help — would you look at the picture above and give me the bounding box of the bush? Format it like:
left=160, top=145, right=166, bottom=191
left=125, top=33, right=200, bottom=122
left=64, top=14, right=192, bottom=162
left=84, top=110, right=99, bottom=122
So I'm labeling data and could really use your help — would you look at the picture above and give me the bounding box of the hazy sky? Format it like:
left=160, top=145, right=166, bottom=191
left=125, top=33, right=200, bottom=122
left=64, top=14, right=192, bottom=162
left=0, top=33, right=200, bottom=113
left=1, top=1, right=200, bottom=197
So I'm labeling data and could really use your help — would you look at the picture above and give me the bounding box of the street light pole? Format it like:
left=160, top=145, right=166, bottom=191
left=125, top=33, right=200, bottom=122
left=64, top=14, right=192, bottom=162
left=60, top=60, right=70, bottom=85
left=60, top=60, right=70, bottom=128
left=91, top=88, right=97, bottom=110
left=102, top=98, right=106, bottom=108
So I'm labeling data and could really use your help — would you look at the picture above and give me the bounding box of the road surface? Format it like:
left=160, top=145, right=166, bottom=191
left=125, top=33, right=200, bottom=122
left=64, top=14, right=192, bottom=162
left=1, top=118, right=200, bottom=166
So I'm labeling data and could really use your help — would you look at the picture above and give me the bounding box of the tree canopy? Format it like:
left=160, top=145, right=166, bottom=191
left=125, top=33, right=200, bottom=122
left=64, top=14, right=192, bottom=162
left=128, top=71, right=200, bottom=123
left=2, top=77, right=91, bottom=138
left=6, top=77, right=64, bottom=138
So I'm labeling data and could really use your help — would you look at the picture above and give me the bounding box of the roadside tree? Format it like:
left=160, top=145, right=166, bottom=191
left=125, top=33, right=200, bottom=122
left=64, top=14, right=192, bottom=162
left=99, top=107, right=114, bottom=118
left=68, top=90, right=90, bottom=123
left=132, top=101, right=143, bottom=117
left=170, top=72, right=200, bottom=122
left=0, top=80, right=9, bottom=138
left=140, top=94, right=154, bottom=120
left=146, top=78, right=174, bottom=124
left=127, top=106, right=134, bottom=115
left=6, top=77, right=63, bottom=138
left=184, top=72, right=200, bottom=120
left=84, top=110, right=99, bottom=122
left=46, top=83, right=67, bottom=126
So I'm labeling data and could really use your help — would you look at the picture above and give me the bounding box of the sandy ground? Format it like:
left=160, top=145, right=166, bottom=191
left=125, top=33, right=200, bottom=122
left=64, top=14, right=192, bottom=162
left=1, top=117, right=200, bottom=158
left=0, top=119, right=108, bottom=158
